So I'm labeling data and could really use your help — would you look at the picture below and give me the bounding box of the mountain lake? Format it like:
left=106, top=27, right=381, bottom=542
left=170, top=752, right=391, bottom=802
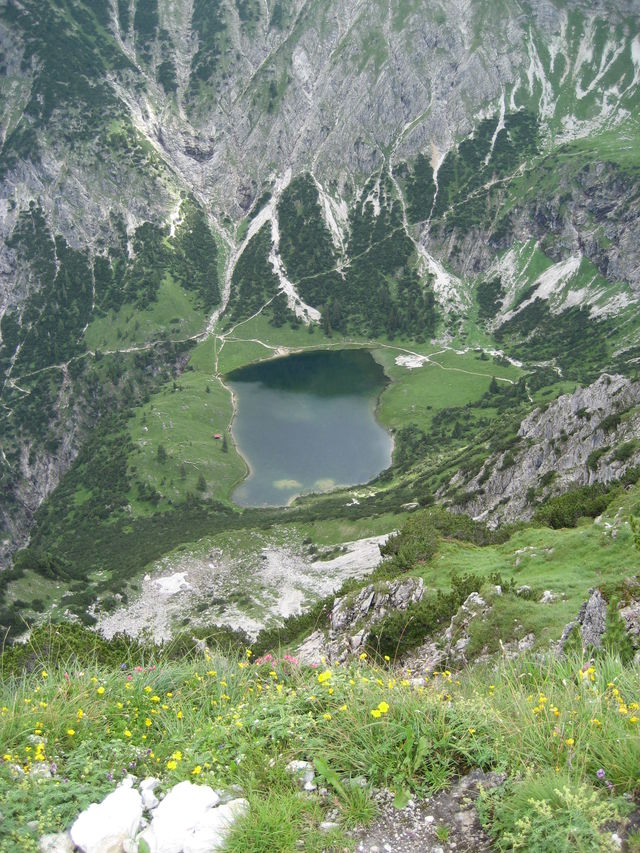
left=226, top=349, right=393, bottom=506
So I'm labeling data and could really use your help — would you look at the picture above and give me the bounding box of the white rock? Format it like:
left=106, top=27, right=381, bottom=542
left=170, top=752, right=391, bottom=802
left=40, top=833, right=74, bottom=853
left=137, top=781, right=221, bottom=853
left=183, top=798, right=249, bottom=853
left=285, top=759, right=316, bottom=790
left=70, top=786, right=142, bottom=853
left=540, top=590, right=556, bottom=604
left=139, top=776, right=161, bottom=792
left=142, top=788, right=160, bottom=810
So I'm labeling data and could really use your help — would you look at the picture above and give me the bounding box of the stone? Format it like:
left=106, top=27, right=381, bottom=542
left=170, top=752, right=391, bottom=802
left=285, top=760, right=316, bottom=791
left=70, top=785, right=142, bottom=853
left=140, top=776, right=161, bottom=792
left=182, top=798, right=249, bottom=853
left=558, top=588, right=609, bottom=654
left=137, top=781, right=221, bottom=853
left=296, top=630, right=327, bottom=665
left=540, top=590, right=555, bottom=604
left=619, top=599, right=640, bottom=645
left=580, top=588, right=607, bottom=648
left=142, top=788, right=160, bottom=811
left=40, top=834, right=74, bottom=853
left=140, top=776, right=161, bottom=808
left=448, top=375, right=640, bottom=526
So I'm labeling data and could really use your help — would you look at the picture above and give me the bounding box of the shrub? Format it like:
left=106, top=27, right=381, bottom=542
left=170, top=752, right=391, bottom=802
left=613, top=440, right=638, bottom=462
left=534, top=484, right=615, bottom=529
left=366, top=572, right=484, bottom=659
left=478, top=773, right=630, bottom=852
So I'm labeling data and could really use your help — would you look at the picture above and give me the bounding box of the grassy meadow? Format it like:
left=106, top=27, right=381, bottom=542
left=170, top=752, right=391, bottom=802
left=1, top=639, right=638, bottom=851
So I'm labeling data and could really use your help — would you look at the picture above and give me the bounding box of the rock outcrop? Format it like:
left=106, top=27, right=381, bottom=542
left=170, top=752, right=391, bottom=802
left=454, top=375, right=640, bottom=526
left=297, top=578, right=424, bottom=664
left=556, top=587, right=639, bottom=657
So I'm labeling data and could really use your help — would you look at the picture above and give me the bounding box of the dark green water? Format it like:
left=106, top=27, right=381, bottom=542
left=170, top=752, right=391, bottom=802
left=227, top=349, right=392, bottom=507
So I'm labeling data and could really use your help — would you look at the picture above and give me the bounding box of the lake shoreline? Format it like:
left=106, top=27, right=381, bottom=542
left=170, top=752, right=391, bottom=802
left=223, top=347, right=394, bottom=508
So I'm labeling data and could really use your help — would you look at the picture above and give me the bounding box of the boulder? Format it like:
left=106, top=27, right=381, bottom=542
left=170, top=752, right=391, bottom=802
left=182, top=799, right=248, bottom=853
left=70, top=785, right=142, bottom=853
left=137, top=781, right=221, bottom=853
left=558, top=588, right=608, bottom=654
left=581, top=588, right=607, bottom=648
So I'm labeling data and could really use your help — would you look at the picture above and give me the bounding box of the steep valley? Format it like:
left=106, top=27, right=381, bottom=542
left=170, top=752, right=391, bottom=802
left=1, top=0, right=640, bottom=637
left=3, top=3, right=640, bottom=849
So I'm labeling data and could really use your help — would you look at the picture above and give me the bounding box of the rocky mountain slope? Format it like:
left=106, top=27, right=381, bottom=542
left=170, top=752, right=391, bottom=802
left=448, top=373, right=640, bottom=525
left=1, top=0, right=640, bottom=614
